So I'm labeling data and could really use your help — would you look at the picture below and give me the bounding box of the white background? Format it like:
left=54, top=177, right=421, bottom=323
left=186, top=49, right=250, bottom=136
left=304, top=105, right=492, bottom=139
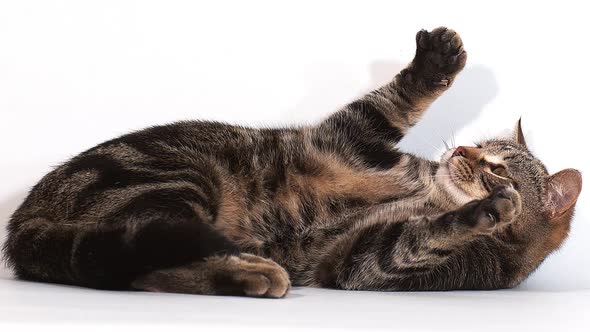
left=1, top=1, right=589, bottom=331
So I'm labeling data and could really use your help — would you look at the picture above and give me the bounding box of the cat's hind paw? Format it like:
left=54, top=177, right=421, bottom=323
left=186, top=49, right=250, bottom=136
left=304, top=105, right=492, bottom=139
left=234, top=253, right=291, bottom=298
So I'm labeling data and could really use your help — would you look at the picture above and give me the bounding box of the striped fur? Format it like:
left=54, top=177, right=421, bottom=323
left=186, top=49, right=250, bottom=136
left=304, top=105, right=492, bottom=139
left=2, top=28, right=581, bottom=297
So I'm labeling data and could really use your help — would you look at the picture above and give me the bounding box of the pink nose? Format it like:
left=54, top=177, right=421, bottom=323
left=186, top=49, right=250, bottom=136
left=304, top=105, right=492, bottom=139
left=452, top=146, right=467, bottom=158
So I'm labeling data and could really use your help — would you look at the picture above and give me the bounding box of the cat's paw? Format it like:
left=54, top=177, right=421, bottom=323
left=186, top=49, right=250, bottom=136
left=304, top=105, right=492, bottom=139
left=231, top=254, right=291, bottom=298
left=132, top=253, right=290, bottom=298
left=404, top=27, right=467, bottom=87
left=472, top=185, right=522, bottom=234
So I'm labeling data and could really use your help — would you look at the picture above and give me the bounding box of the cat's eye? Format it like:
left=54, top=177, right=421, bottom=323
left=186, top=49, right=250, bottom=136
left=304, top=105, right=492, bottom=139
left=489, top=164, right=509, bottom=178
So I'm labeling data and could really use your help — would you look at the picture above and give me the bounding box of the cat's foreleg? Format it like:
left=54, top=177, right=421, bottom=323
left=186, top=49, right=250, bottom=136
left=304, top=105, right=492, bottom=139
left=378, top=27, right=468, bottom=132
left=310, top=28, right=467, bottom=168
left=314, top=185, right=522, bottom=290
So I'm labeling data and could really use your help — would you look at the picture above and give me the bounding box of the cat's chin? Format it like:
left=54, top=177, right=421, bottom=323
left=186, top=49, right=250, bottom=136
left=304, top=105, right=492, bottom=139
left=436, top=150, right=473, bottom=205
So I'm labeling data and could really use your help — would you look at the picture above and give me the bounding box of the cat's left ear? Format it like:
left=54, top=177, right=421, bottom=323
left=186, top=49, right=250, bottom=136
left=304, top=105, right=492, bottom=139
left=513, top=118, right=527, bottom=147
left=544, top=169, right=583, bottom=220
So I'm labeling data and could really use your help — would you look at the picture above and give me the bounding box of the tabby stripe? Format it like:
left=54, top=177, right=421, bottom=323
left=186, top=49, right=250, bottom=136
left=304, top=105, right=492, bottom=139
left=393, top=86, right=415, bottom=108
left=376, top=223, right=405, bottom=273
left=340, top=224, right=383, bottom=283
left=106, top=187, right=214, bottom=221
left=430, top=248, right=453, bottom=257
left=348, top=100, right=404, bottom=142
left=313, top=113, right=403, bottom=170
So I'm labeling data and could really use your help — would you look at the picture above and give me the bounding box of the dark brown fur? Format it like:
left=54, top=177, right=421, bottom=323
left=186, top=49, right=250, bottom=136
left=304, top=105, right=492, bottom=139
left=2, top=28, right=582, bottom=297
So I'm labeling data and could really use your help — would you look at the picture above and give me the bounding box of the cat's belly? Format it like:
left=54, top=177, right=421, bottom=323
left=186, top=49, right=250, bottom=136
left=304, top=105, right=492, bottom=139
left=220, top=192, right=449, bottom=284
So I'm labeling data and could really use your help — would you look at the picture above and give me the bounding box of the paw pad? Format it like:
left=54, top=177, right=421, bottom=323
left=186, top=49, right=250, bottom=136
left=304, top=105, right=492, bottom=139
left=412, top=27, right=467, bottom=86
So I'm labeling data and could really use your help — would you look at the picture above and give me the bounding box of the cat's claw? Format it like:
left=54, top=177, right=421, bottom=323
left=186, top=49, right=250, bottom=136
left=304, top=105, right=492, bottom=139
left=412, top=27, right=467, bottom=87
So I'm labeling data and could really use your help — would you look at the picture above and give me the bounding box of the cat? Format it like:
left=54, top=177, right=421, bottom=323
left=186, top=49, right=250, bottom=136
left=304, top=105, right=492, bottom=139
left=2, top=27, right=582, bottom=298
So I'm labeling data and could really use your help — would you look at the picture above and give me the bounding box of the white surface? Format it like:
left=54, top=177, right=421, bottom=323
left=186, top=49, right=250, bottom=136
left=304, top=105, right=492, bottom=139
left=0, top=280, right=588, bottom=332
left=1, top=0, right=589, bottom=331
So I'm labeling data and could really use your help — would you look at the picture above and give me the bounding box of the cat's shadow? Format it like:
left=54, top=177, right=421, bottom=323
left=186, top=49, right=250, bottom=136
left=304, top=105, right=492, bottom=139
left=284, top=60, right=498, bottom=159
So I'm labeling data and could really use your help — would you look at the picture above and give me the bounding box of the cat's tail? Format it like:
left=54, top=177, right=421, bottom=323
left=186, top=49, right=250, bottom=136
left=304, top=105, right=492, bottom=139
left=2, top=216, right=238, bottom=290
left=2, top=218, right=80, bottom=285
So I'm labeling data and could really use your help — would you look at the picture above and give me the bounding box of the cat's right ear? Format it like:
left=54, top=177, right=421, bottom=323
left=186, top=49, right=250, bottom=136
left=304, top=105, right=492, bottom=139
left=543, top=169, right=583, bottom=220
left=513, top=118, right=527, bottom=148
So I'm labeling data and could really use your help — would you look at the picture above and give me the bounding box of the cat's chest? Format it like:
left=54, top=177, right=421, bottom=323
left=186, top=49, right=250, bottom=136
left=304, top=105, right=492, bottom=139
left=271, top=164, right=440, bottom=230
left=304, top=155, right=436, bottom=205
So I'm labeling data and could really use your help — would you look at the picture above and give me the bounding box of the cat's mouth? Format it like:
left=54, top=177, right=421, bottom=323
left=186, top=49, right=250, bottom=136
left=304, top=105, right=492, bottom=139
left=436, top=149, right=473, bottom=205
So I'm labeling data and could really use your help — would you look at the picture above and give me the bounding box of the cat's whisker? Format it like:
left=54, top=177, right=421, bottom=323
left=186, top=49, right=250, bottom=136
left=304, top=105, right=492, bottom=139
left=442, top=139, right=450, bottom=151
left=451, top=129, right=457, bottom=149
left=408, top=134, right=446, bottom=156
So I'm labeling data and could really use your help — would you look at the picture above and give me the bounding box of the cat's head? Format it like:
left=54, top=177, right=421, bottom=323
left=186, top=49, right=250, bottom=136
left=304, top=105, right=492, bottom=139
left=437, top=120, right=582, bottom=250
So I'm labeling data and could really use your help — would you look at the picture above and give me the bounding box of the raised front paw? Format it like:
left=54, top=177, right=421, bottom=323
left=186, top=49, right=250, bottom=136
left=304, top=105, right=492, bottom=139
left=405, top=27, right=467, bottom=87
left=471, top=185, right=522, bottom=234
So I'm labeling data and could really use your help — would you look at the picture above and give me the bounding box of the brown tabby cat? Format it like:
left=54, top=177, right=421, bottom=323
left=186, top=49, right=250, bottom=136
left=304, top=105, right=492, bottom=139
left=2, top=27, right=582, bottom=298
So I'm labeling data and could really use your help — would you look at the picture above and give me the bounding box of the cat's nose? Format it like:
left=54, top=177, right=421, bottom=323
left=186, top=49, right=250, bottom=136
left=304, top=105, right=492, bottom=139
left=452, top=146, right=482, bottom=160
left=452, top=146, right=467, bottom=158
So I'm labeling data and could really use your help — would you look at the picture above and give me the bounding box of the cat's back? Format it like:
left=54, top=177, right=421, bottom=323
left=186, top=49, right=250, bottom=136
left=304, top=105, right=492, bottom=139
left=9, top=120, right=314, bottom=224
left=9, top=121, right=249, bottom=221
left=4, top=119, right=321, bottom=284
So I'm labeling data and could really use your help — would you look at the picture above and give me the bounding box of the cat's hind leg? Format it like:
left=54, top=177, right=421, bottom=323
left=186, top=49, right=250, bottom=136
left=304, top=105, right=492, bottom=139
left=72, top=189, right=291, bottom=297
left=132, top=253, right=290, bottom=298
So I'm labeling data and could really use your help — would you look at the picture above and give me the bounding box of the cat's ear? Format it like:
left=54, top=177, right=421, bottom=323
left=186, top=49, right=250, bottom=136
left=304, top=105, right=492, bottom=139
left=544, top=169, right=582, bottom=220
left=513, top=118, right=527, bottom=147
